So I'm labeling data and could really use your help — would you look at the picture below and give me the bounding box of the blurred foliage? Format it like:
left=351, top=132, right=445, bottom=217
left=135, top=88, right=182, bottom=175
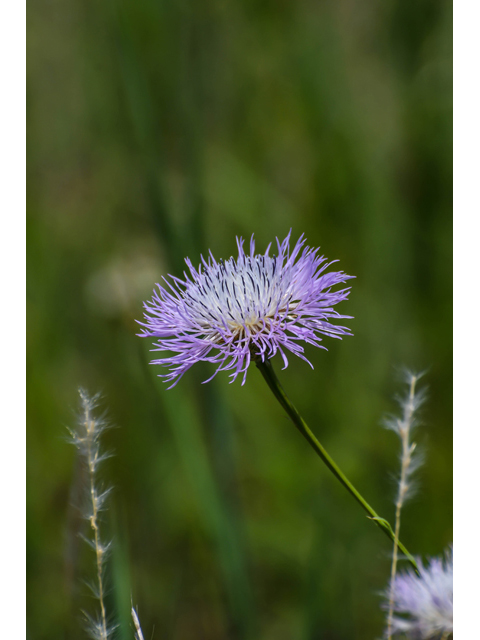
left=27, top=0, right=452, bottom=638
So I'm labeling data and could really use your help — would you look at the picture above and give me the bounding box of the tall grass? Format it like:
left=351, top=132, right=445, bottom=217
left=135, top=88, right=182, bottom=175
left=69, top=391, right=115, bottom=640
left=384, top=372, right=426, bottom=639
left=69, top=391, right=147, bottom=640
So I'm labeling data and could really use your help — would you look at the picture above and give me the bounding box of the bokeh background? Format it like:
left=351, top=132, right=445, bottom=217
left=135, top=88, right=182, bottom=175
left=27, top=1, right=452, bottom=638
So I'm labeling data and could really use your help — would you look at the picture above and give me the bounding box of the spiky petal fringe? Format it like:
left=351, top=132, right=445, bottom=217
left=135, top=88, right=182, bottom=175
left=138, top=231, right=354, bottom=387
left=384, top=547, right=453, bottom=639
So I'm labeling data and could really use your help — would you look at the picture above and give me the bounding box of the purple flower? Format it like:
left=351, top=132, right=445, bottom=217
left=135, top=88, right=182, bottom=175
left=138, top=231, right=354, bottom=387
left=385, top=547, right=453, bottom=639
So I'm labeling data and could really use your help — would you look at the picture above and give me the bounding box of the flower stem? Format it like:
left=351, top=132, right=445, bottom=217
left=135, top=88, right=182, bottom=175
left=255, top=358, right=419, bottom=575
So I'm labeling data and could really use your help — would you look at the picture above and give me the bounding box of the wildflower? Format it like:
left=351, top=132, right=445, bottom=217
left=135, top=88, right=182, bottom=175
left=138, top=231, right=354, bottom=387
left=384, top=547, right=453, bottom=639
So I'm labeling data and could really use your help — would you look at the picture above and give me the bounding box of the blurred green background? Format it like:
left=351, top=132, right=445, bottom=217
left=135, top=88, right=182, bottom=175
left=27, top=0, right=452, bottom=638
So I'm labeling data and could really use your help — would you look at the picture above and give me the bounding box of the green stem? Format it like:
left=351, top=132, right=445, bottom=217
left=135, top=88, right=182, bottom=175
left=256, top=358, right=419, bottom=575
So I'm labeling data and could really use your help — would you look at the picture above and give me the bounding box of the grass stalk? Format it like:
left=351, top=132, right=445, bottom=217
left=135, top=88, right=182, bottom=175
left=255, top=358, right=419, bottom=574
left=84, top=398, right=108, bottom=640
left=386, top=374, right=422, bottom=639
left=70, top=390, right=113, bottom=640
left=131, top=604, right=145, bottom=640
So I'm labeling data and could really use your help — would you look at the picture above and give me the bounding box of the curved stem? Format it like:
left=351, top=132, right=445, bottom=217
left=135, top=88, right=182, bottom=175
left=256, top=358, right=419, bottom=575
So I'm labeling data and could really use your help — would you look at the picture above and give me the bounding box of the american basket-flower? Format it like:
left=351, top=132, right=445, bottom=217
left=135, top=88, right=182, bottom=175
left=138, top=231, right=354, bottom=387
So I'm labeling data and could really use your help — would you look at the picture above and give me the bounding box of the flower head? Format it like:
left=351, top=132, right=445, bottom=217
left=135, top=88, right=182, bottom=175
left=138, top=231, right=354, bottom=387
left=384, top=547, right=453, bottom=639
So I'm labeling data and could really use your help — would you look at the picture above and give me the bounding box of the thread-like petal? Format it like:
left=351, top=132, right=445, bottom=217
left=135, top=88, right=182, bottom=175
left=138, top=233, right=354, bottom=386
left=384, top=547, right=453, bottom=638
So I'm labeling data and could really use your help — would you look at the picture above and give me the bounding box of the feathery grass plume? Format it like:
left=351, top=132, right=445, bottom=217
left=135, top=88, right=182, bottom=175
left=384, top=371, right=426, bottom=639
left=383, top=547, right=453, bottom=639
left=69, top=390, right=115, bottom=640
